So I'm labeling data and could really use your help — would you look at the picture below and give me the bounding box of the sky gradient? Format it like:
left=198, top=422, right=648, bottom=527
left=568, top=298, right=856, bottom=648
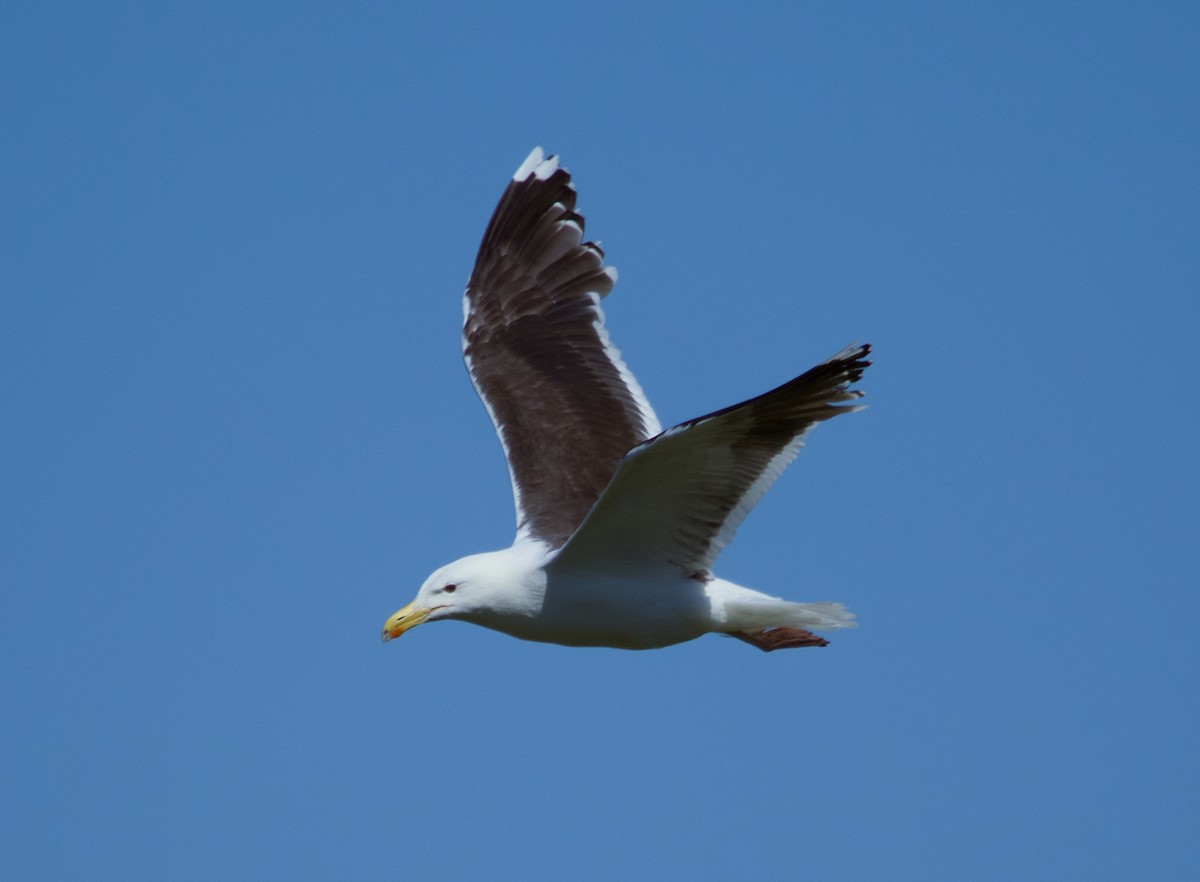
left=3, top=2, right=1198, bottom=879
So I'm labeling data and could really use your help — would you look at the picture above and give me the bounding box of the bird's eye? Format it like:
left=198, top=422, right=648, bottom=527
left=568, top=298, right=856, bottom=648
left=443, top=583, right=457, bottom=593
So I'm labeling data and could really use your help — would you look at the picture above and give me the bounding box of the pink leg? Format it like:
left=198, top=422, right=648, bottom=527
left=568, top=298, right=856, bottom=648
left=732, top=628, right=830, bottom=651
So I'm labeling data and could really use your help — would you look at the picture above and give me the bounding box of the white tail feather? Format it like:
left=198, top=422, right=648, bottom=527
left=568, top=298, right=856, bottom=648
left=723, top=599, right=857, bottom=632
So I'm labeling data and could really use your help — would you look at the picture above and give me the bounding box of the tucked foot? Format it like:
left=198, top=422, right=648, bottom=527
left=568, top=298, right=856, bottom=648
left=732, top=627, right=830, bottom=651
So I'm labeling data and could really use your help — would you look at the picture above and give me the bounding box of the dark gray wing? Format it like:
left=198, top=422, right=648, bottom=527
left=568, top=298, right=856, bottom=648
left=463, top=148, right=661, bottom=549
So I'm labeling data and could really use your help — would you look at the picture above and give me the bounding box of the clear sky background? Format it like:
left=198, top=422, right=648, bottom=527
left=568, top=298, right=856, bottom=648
left=3, top=2, right=1198, bottom=879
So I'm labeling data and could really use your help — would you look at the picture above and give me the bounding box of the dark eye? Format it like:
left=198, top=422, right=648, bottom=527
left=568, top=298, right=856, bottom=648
left=443, top=583, right=457, bottom=593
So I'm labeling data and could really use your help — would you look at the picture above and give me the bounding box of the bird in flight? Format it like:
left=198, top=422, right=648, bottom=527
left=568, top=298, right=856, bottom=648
left=383, top=148, right=870, bottom=652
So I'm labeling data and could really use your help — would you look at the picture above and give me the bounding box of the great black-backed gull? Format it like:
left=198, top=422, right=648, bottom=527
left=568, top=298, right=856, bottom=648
left=383, top=148, right=870, bottom=652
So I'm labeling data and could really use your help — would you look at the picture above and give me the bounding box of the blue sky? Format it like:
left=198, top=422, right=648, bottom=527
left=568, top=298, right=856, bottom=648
left=3, top=2, right=1198, bottom=879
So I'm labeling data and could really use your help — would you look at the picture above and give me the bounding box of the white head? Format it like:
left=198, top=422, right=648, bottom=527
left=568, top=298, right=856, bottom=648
left=381, top=547, right=545, bottom=642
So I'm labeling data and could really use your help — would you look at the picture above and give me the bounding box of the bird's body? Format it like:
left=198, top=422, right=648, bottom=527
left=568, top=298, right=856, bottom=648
left=408, top=545, right=853, bottom=650
left=383, top=148, right=870, bottom=652
left=470, top=552, right=714, bottom=650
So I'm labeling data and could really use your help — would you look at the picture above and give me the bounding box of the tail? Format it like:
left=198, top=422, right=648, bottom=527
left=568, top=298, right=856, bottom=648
left=722, top=598, right=857, bottom=633
left=720, top=598, right=855, bottom=652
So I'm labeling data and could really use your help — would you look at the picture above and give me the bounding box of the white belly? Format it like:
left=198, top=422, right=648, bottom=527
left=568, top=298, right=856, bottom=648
left=476, top=572, right=716, bottom=650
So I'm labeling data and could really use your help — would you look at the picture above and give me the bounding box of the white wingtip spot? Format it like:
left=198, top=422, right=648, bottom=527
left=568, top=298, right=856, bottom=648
left=513, top=147, right=544, bottom=181
left=513, top=146, right=561, bottom=182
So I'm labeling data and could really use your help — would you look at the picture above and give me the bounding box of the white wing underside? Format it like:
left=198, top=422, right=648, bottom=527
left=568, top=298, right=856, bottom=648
left=552, top=431, right=806, bottom=576
left=550, top=344, right=870, bottom=577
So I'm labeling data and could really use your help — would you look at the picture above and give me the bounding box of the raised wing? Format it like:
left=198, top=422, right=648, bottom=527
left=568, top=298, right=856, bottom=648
left=463, top=148, right=661, bottom=549
left=549, top=344, right=870, bottom=575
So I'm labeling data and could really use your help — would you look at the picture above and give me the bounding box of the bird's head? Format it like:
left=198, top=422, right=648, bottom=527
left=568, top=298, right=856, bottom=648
left=381, top=559, right=473, bottom=642
left=381, top=548, right=544, bottom=642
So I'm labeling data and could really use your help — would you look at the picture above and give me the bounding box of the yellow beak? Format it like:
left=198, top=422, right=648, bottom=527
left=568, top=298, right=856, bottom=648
left=381, top=600, right=434, bottom=642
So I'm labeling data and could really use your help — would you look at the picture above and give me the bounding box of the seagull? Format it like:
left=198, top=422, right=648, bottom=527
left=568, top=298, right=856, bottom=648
left=383, top=148, right=870, bottom=652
